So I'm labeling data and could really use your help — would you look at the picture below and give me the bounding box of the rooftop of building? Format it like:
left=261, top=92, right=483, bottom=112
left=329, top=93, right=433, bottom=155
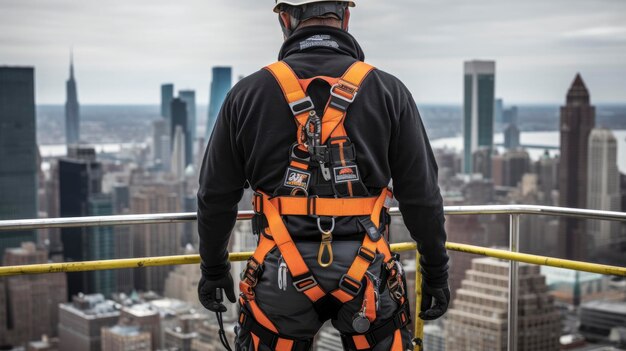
left=61, top=293, right=120, bottom=318
left=108, top=324, right=142, bottom=336
left=581, top=300, right=626, bottom=315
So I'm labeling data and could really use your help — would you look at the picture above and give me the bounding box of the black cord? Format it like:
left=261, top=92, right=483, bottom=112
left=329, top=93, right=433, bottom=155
left=216, top=310, right=233, bottom=351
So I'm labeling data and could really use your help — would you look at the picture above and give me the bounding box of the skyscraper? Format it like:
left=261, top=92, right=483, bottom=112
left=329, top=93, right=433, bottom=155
left=0, top=243, right=67, bottom=347
left=59, top=146, right=103, bottom=298
left=88, top=194, right=116, bottom=297
left=463, top=60, right=495, bottom=175
left=0, top=66, right=38, bottom=261
left=587, top=128, right=621, bottom=251
left=65, top=52, right=80, bottom=145
left=558, top=74, right=595, bottom=261
left=130, top=183, right=182, bottom=293
left=445, top=257, right=560, bottom=351
left=171, top=126, right=186, bottom=180
left=151, top=118, right=168, bottom=166
left=161, top=83, right=174, bottom=120
left=170, top=97, right=190, bottom=166
left=179, top=90, right=196, bottom=163
left=207, top=66, right=232, bottom=139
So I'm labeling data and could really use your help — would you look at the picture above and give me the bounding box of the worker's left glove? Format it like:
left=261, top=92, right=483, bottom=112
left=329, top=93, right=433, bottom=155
left=419, top=282, right=450, bottom=320
left=198, top=274, right=236, bottom=312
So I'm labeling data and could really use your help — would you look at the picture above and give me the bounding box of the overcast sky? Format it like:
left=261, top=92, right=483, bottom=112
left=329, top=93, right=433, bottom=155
left=1, top=0, right=625, bottom=105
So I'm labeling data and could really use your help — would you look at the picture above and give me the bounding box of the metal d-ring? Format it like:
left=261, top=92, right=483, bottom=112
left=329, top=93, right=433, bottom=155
left=317, top=217, right=335, bottom=267
left=290, top=187, right=308, bottom=197
left=316, top=217, right=335, bottom=234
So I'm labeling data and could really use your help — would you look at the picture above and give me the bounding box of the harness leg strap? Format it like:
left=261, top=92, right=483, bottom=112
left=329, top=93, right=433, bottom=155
left=239, top=306, right=313, bottom=351
left=340, top=302, right=411, bottom=351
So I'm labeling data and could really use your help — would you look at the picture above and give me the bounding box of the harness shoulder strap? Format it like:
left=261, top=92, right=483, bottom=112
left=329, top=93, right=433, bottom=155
left=321, top=61, right=375, bottom=143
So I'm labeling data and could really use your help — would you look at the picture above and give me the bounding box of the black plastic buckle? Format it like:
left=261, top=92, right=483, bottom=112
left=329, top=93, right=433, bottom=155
left=292, top=273, right=319, bottom=292
left=253, top=192, right=263, bottom=215
left=338, top=274, right=363, bottom=296
left=357, top=246, right=376, bottom=263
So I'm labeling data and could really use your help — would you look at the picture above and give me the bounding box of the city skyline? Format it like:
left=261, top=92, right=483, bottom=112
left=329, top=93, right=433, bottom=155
left=1, top=0, right=625, bottom=104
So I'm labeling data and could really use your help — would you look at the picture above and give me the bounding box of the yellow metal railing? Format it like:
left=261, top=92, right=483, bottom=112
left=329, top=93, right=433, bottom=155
left=1, top=205, right=625, bottom=351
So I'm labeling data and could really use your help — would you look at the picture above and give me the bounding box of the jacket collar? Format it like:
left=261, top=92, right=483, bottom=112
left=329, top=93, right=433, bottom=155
left=278, top=26, right=365, bottom=61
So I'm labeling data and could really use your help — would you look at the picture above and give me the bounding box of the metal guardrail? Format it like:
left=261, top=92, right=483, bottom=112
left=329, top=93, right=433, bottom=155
left=1, top=205, right=625, bottom=351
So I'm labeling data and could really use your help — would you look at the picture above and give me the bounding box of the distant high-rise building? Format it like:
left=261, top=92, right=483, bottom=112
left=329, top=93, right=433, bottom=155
left=502, top=149, right=530, bottom=187
left=445, top=257, right=560, bottom=351
left=65, top=52, right=80, bottom=145
left=101, top=325, right=151, bottom=351
left=130, top=183, right=182, bottom=293
left=59, top=146, right=103, bottom=298
left=494, top=98, right=503, bottom=125
left=558, top=74, right=595, bottom=262
left=171, top=126, right=186, bottom=180
left=179, top=90, right=196, bottom=161
left=504, top=123, right=520, bottom=149
left=0, top=66, right=38, bottom=262
left=423, top=323, right=445, bottom=351
left=0, top=242, right=67, bottom=347
left=207, top=66, right=232, bottom=139
left=502, top=106, right=518, bottom=125
left=587, top=128, right=621, bottom=250
left=152, top=118, right=168, bottom=166
left=161, top=83, right=174, bottom=120
left=171, top=97, right=190, bottom=166
left=536, top=152, right=559, bottom=202
left=88, top=194, right=116, bottom=297
left=463, top=60, right=495, bottom=174
left=58, top=294, right=120, bottom=351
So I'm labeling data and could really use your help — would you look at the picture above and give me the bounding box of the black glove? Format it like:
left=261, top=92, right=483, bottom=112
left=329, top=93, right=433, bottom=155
left=419, top=282, right=450, bottom=320
left=198, top=274, right=237, bottom=312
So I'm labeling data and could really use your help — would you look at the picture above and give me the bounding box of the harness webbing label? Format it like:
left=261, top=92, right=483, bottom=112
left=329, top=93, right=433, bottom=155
left=333, top=165, right=360, bottom=183
left=283, top=167, right=311, bottom=189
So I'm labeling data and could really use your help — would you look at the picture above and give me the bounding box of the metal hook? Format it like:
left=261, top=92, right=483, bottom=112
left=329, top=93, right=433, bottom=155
left=317, top=217, right=335, bottom=267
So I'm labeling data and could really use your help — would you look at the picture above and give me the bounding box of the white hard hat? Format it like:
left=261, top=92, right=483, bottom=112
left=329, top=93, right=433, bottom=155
left=274, top=0, right=355, bottom=13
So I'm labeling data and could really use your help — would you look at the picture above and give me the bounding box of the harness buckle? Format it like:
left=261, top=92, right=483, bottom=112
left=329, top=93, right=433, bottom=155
left=292, top=273, right=319, bottom=292
left=338, top=274, right=363, bottom=296
left=253, top=192, right=263, bottom=215
left=242, top=257, right=263, bottom=288
left=357, top=246, right=377, bottom=264
left=289, top=96, right=314, bottom=116
left=330, top=81, right=358, bottom=103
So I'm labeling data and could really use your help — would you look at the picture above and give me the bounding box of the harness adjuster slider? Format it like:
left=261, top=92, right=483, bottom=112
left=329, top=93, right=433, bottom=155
left=292, top=274, right=319, bottom=292
left=357, top=246, right=376, bottom=263
left=330, top=81, right=358, bottom=103
left=253, top=192, right=263, bottom=215
left=338, top=274, right=363, bottom=296
left=289, top=96, right=314, bottom=115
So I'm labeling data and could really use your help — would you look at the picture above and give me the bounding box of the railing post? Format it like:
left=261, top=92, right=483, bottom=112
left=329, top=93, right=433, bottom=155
left=414, top=251, right=424, bottom=351
left=508, top=214, right=520, bottom=351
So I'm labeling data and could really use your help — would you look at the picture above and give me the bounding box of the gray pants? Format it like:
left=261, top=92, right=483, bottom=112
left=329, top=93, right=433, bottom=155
left=236, top=241, right=413, bottom=351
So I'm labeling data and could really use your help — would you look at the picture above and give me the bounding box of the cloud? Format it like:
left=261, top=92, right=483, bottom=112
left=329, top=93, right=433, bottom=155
left=1, top=0, right=625, bottom=104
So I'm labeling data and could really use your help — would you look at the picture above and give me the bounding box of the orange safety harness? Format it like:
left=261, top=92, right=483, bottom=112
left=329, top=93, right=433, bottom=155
left=238, top=61, right=410, bottom=351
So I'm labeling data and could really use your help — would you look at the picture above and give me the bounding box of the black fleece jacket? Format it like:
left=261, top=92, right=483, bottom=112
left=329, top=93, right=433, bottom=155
left=197, top=26, right=449, bottom=288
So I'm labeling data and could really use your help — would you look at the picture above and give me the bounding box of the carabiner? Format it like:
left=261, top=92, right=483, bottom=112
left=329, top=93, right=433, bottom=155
left=317, top=217, right=335, bottom=267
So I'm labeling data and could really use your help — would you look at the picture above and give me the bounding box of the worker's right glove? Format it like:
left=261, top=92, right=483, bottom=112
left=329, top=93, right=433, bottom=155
left=198, top=274, right=237, bottom=312
left=419, top=282, right=450, bottom=320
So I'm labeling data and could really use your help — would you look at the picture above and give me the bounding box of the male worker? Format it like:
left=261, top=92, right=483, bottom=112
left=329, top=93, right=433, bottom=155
left=197, top=1, right=449, bottom=350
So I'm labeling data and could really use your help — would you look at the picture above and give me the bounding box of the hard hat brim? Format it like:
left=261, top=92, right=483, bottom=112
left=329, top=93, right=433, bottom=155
left=274, top=1, right=356, bottom=13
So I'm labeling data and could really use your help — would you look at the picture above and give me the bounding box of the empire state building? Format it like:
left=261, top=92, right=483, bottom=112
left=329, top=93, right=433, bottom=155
left=65, top=51, right=80, bottom=145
